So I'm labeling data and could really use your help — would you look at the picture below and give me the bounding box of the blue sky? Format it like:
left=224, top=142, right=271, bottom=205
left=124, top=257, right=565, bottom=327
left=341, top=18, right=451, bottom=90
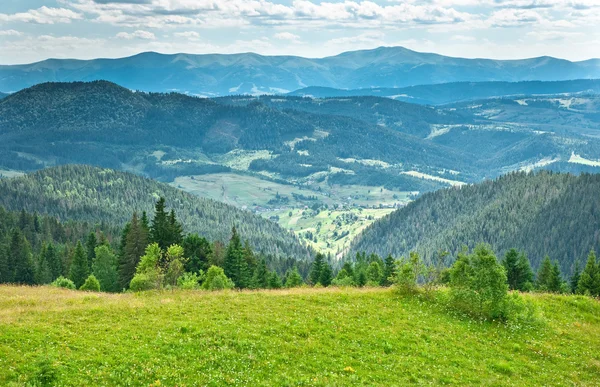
left=0, top=0, right=599, bottom=64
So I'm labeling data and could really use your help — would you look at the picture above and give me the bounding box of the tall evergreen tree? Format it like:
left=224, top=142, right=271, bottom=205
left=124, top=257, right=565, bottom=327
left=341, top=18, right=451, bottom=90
left=570, top=260, right=582, bottom=294
left=69, top=241, right=89, bottom=288
left=251, top=259, right=269, bottom=289
left=536, top=255, right=553, bottom=291
left=319, top=261, right=333, bottom=287
left=502, top=249, right=534, bottom=291
left=11, top=230, right=35, bottom=285
left=93, top=245, right=118, bottom=292
left=309, top=253, right=325, bottom=285
left=118, top=213, right=148, bottom=289
left=284, top=267, right=304, bottom=288
left=0, top=245, right=9, bottom=283
left=168, top=209, right=184, bottom=247
left=578, top=249, right=599, bottom=296
left=382, top=254, right=395, bottom=286
left=548, top=261, right=564, bottom=293
left=223, top=226, right=249, bottom=288
left=45, top=242, right=62, bottom=280
left=35, top=243, right=53, bottom=284
left=182, top=234, right=212, bottom=274
left=150, top=197, right=169, bottom=250
left=516, top=252, right=534, bottom=291
left=85, top=232, right=98, bottom=270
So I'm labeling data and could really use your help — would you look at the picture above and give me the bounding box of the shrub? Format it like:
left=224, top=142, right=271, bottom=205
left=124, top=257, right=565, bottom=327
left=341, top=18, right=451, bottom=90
left=130, top=272, right=159, bottom=292
left=393, top=252, right=422, bottom=295
left=80, top=274, right=101, bottom=292
left=202, top=266, right=234, bottom=291
left=448, top=244, right=512, bottom=321
left=177, top=272, right=203, bottom=290
left=332, top=276, right=356, bottom=287
left=51, top=276, right=75, bottom=290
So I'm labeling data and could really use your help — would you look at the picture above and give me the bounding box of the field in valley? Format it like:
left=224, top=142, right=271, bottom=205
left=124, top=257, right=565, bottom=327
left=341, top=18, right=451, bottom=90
left=1, top=286, right=599, bottom=386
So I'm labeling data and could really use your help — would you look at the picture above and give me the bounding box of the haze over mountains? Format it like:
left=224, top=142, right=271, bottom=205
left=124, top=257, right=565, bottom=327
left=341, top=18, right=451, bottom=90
left=2, top=46, right=600, bottom=96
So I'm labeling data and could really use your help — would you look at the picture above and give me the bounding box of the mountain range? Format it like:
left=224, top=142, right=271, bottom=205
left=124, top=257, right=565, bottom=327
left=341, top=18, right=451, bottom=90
left=1, top=46, right=599, bottom=96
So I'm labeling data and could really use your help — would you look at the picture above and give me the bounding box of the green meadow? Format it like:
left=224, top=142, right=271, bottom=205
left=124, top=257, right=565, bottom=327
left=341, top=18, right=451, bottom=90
left=1, top=286, right=599, bottom=386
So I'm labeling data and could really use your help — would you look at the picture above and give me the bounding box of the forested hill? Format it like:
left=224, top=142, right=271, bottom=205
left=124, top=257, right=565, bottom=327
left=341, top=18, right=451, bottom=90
left=349, top=171, right=600, bottom=274
left=0, top=165, right=310, bottom=259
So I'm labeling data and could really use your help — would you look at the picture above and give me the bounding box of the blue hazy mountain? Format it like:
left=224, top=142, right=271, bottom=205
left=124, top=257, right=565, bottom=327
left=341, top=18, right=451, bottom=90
left=1, top=47, right=599, bottom=95
left=288, top=79, right=600, bottom=105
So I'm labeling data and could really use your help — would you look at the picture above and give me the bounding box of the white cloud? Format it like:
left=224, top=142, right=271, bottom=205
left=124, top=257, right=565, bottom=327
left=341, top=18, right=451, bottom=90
left=488, top=8, right=543, bottom=27
left=116, top=30, right=156, bottom=39
left=0, top=30, right=23, bottom=37
left=0, top=6, right=82, bottom=24
left=173, top=31, right=200, bottom=39
left=274, top=32, right=300, bottom=41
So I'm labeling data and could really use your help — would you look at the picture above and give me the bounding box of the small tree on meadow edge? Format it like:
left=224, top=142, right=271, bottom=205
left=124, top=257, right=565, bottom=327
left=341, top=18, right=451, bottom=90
left=80, top=274, right=101, bottom=292
left=578, top=249, right=599, bottom=296
left=69, top=241, right=89, bottom=289
left=319, top=262, right=333, bottom=287
left=309, top=253, right=325, bottom=285
left=92, top=245, right=118, bottom=292
left=284, top=267, right=304, bottom=288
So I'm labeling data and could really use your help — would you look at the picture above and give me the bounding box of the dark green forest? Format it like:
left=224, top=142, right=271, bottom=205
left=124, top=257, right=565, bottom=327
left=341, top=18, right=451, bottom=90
left=350, top=171, right=600, bottom=275
left=0, top=165, right=310, bottom=259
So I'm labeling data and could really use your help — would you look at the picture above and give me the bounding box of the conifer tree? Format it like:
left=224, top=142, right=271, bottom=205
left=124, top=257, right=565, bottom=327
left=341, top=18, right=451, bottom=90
left=93, top=245, right=118, bottom=292
left=223, top=226, right=249, bottom=288
left=0, top=246, right=9, bottom=283
left=284, top=267, right=304, bottom=288
left=118, top=212, right=148, bottom=289
left=536, top=255, right=553, bottom=291
left=252, top=259, right=269, bottom=289
left=85, top=232, right=97, bottom=270
left=309, top=253, right=325, bottom=285
left=183, top=234, right=212, bottom=273
left=45, top=243, right=62, bottom=281
left=168, top=210, right=184, bottom=247
left=502, top=248, right=520, bottom=290
left=69, top=241, right=89, bottom=288
left=516, top=252, right=534, bottom=291
left=548, top=261, right=563, bottom=293
left=570, top=260, right=582, bottom=294
left=319, top=261, right=333, bottom=287
left=150, top=197, right=169, bottom=249
left=268, top=271, right=283, bottom=289
left=382, top=254, right=395, bottom=286
left=11, top=230, right=35, bottom=285
left=578, top=249, right=599, bottom=296
left=35, top=243, right=53, bottom=284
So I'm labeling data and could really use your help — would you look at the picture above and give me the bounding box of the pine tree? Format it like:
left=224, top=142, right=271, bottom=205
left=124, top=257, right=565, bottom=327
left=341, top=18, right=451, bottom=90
left=183, top=234, right=212, bottom=273
left=118, top=213, right=148, bottom=289
left=570, top=261, right=582, bottom=294
left=252, top=259, right=269, bottom=289
left=45, top=243, right=62, bottom=281
left=150, top=197, right=169, bottom=250
left=85, top=232, right=98, bottom=271
left=578, top=249, right=599, bottom=296
left=548, top=261, right=563, bottom=293
left=93, top=245, right=118, bottom=292
left=168, top=210, right=184, bottom=247
left=11, top=230, right=35, bottom=285
left=536, top=255, right=553, bottom=291
left=69, top=241, right=89, bottom=288
left=309, top=253, right=325, bottom=285
left=243, top=240, right=257, bottom=280
left=35, top=243, right=53, bottom=284
left=516, top=252, right=534, bottom=291
left=223, top=226, right=249, bottom=289
left=284, top=267, right=304, bottom=288
left=382, top=254, right=395, bottom=286
left=319, top=261, right=333, bottom=287
left=502, top=248, right=520, bottom=290
left=0, top=245, right=9, bottom=283
left=268, top=271, right=282, bottom=289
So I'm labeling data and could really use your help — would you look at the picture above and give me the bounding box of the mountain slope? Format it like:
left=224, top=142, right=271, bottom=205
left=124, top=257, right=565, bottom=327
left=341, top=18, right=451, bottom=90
left=0, top=165, right=310, bottom=258
left=1, top=47, right=599, bottom=95
left=288, top=79, right=600, bottom=105
left=350, top=171, right=600, bottom=274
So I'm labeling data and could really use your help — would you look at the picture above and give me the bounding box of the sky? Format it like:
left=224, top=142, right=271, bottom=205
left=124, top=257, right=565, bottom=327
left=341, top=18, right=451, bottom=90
left=0, top=0, right=599, bottom=65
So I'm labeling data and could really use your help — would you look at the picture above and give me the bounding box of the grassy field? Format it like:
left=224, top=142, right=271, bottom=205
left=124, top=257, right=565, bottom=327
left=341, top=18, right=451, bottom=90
left=1, top=286, right=599, bottom=386
left=274, top=208, right=394, bottom=257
